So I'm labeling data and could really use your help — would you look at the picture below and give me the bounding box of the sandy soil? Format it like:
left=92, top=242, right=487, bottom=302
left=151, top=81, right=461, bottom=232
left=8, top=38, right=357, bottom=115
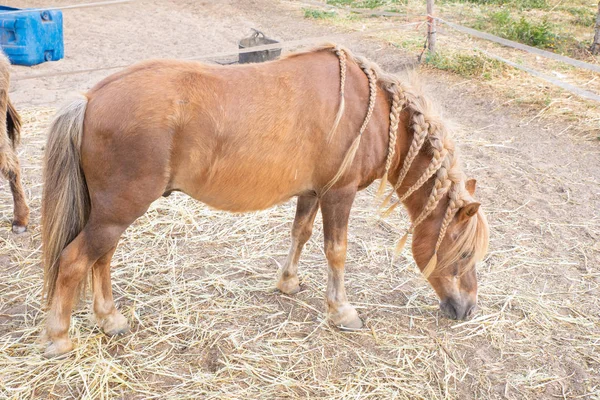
left=0, top=1, right=598, bottom=399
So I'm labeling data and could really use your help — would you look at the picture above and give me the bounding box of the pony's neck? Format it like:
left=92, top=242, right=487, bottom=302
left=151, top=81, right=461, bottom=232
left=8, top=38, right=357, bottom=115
left=385, top=129, right=449, bottom=265
left=385, top=115, right=444, bottom=223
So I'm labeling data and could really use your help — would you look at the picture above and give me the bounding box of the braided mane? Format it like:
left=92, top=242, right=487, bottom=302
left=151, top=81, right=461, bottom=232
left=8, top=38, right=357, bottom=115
left=286, top=44, right=487, bottom=278
left=373, top=62, right=487, bottom=278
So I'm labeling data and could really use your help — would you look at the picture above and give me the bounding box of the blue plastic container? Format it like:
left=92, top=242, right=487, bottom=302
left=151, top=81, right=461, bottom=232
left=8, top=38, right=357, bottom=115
left=0, top=6, right=64, bottom=66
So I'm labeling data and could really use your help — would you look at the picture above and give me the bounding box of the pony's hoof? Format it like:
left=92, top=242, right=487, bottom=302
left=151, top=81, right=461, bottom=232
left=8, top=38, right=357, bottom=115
left=276, top=276, right=300, bottom=295
left=99, top=311, right=130, bottom=336
left=329, top=304, right=363, bottom=330
left=11, top=223, right=27, bottom=234
left=43, top=338, right=74, bottom=358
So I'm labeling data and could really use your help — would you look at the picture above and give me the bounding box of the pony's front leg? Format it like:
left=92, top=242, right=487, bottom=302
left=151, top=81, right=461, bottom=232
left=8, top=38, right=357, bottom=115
left=92, top=246, right=129, bottom=336
left=276, top=195, right=320, bottom=294
left=321, top=187, right=363, bottom=329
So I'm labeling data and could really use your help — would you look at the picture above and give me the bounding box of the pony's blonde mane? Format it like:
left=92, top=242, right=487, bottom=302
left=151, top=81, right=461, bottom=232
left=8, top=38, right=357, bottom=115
left=379, top=80, right=487, bottom=278
left=288, top=44, right=487, bottom=278
left=375, top=68, right=488, bottom=278
left=439, top=210, right=489, bottom=278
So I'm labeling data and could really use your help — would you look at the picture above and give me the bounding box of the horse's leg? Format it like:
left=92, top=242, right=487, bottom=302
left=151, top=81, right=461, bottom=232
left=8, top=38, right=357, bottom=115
left=320, top=187, right=363, bottom=329
left=44, top=221, right=127, bottom=357
left=91, top=245, right=129, bottom=336
left=0, top=70, right=29, bottom=233
left=1, top=149, right=29, bottom=232
left=276, top=195, right=319, bottom=294
left=0, top=129, right=28, bottom=232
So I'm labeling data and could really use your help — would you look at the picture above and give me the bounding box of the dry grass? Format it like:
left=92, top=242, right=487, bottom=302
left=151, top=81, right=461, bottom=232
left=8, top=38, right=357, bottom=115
left=0, top=92, right=599, bottom=399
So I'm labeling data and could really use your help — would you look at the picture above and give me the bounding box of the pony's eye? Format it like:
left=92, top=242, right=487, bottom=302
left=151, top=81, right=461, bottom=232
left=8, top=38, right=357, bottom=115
left=461, top=252, right=471, bottom=260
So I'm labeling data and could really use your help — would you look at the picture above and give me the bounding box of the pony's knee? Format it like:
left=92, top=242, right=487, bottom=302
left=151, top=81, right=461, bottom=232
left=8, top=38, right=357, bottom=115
left=294, top=224, right=313, bottom=245
left=325, top=241, right=347, bottom=267
left=57, top=246, right=88, bottom=281
left=57, top=228, right=119, bottom=281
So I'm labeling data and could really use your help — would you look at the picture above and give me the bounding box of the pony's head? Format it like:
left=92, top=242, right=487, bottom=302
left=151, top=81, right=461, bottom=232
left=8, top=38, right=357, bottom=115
left=330, top=49, right=489, bottom=320
left=375, top=79, right=490, bottom=320
left=411, top=179, right=489, bottom=320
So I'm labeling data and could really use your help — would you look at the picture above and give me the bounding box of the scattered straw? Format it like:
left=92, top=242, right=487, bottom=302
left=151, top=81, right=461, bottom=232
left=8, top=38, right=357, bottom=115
left=0, top=88, right=598, bottom=399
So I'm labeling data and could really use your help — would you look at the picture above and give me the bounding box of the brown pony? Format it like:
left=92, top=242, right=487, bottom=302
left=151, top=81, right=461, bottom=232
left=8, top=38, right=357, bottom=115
left=0, top=52, right=29, bottom=233
left=41, top=44, right=489, bottom=357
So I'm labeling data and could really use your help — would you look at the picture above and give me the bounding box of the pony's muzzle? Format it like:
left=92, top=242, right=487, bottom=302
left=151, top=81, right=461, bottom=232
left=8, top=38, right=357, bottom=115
left=439, top=297, right=477, bottom=320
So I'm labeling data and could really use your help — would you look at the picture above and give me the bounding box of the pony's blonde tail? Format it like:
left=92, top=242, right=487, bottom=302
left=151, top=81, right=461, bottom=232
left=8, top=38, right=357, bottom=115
left=42, top=95, right=90, bottom=305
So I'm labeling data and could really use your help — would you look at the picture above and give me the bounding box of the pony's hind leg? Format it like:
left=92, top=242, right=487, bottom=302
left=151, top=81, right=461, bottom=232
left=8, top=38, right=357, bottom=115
left=92, top=246, right=129, bottom=336
left=276, top=195, right=319, bottom=294
left=0, top=139, right=29, bottom=233
left=0, top=68, right=29, bottom=233
left=320, top=187, right=362, bottom=330
left=44, top=222, right=126, bottom=357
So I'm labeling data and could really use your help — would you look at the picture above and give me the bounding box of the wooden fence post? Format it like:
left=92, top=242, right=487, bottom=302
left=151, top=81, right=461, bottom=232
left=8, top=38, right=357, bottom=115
left=591, top=1, right=600, bottom=55
left=427, top=0, right=436, bottom=53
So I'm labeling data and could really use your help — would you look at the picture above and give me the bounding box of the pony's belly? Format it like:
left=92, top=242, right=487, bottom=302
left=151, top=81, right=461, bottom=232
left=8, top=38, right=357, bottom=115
left=191, top=190, right=293, bottom=212
left=183, top=184, right=297, bottom=212
left=175, top=170, right=310, bottom=213
left=169, top=139, right=315, bottom=212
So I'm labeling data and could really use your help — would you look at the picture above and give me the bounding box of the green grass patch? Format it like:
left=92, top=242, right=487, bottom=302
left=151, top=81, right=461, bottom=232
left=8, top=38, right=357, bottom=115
left=394, top=36, right=426, bottom=52
left=303, top=8, right=337, bottom=19
left=425, top=51, right=508, bottom=80
left=326, top=0, right=354, bottom=5
left=326, top=0, right=400, bottom=9
left=474, top=10, right=565, bottom=49
left=561, top=6, right=596, bottom=27
left=438, top=0, right=547, bottom=10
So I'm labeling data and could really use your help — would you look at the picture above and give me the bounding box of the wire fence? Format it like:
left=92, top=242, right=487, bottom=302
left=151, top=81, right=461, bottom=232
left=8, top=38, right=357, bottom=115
left=296, top=0, right=600, bottom=103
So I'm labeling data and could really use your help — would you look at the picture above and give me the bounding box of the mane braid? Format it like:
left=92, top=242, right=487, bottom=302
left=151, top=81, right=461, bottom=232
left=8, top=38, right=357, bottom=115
left=321, top=52, right=378, bottom=195
left=379, top=110, right=429, bottom=210
left=326, top=47, right=347, bottom=142
left=394, top=150, right=453, bottom=256
left=376, top=84, right=404, bottom=197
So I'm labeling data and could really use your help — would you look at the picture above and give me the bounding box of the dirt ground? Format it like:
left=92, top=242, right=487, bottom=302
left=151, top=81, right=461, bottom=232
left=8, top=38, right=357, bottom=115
left=0, top=1, right=599, bottom=399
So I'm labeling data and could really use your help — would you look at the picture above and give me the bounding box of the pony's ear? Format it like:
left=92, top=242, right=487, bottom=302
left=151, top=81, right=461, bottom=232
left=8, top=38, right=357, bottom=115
left=465, top=179, right=477, bottom=196
left=458, top=202, right=480, bottom=222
